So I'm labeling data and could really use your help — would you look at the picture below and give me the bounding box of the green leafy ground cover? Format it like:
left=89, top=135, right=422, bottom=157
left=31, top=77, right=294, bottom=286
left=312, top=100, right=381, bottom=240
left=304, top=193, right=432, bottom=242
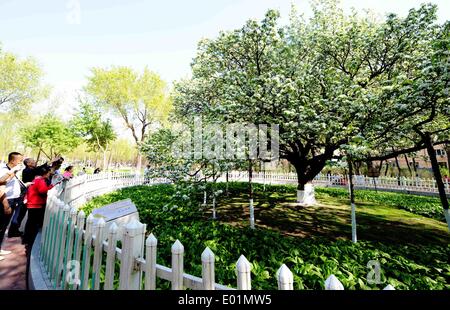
left=82, top=183, right=450, bottom=290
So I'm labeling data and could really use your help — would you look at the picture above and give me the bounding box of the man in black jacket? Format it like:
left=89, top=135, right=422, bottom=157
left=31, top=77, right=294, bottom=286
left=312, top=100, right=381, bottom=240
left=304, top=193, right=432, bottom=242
left=22, top=158, right=38, bottom=183
left=22, top=157, right=62, bottom=183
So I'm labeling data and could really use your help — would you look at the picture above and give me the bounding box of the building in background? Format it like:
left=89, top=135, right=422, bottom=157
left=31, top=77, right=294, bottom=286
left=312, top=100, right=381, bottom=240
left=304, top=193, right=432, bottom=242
left=395, top=145, right=449, bottom=170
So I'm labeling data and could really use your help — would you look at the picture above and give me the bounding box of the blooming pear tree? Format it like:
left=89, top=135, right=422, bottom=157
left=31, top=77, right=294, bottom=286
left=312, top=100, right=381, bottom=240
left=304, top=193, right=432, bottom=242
left=140, top=127, right=235, bottom=216
left=173, top=2, right=440, bottom=205
left=361, top=19, right=450, bottom=229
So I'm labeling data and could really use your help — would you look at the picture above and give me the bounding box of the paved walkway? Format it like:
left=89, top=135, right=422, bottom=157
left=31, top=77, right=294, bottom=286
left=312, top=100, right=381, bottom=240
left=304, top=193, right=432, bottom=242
left=0, top=236, right=27, bottom=290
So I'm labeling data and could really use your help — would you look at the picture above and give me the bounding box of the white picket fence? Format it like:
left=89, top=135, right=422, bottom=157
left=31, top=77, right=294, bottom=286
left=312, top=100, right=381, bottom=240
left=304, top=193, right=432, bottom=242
left=34, top=172, right=395, bottom=290
left=61, top=172, right=169, bottom=208
left=221, top=171, right=450, bottom=195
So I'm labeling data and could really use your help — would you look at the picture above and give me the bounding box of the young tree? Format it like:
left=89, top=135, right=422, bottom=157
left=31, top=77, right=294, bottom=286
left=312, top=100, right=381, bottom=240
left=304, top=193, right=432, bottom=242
left=71, top=102, right=117, bottom=170
left=84, top=66, right=171, bottom=173
left=22, top=114, right=81, bottom=161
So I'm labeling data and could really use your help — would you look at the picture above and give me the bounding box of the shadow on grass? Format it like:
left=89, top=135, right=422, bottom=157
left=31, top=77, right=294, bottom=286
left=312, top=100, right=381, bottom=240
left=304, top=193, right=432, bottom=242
left=209, top=190, right=450, bottom=246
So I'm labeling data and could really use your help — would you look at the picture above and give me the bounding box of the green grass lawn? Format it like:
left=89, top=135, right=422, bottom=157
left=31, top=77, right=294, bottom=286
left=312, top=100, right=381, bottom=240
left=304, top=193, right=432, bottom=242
left=82, top=182, right=450, bottom=290
left=211, top=184, right=449, bottom=245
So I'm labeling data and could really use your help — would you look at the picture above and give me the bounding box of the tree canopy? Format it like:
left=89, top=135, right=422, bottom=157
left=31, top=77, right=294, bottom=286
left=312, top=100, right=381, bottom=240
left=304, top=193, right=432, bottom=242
left=21, top=114, right=81, bottom=161
left=0, top=46, right=48, bottom=113
left=71, top=102, right=116, bottom=152
left=173, top=2, right=447, bottom=196
left=84, top=66, right=172, bottom=170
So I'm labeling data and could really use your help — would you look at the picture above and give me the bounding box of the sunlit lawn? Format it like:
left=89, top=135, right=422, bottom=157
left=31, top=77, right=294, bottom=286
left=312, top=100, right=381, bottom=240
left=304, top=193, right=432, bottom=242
left=209, top=187, right=450, bottom=246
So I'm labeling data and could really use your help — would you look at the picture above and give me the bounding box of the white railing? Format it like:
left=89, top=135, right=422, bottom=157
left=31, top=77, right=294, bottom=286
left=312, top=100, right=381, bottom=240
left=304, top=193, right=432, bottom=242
left=59, top=172, right=169, bottom=208
left=220, top=171, right=450, bottom=195
left=35, top=172, right=395, bottom=290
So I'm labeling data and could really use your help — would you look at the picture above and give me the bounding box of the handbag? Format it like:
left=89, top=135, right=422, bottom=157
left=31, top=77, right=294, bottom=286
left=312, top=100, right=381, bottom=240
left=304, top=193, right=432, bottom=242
left=5, top=164, right=28, bottom=200
left=15, top=175, right=28, bottom=201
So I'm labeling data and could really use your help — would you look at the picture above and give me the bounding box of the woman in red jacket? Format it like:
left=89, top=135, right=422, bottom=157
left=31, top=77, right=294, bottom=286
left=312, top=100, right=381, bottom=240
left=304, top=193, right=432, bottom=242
left=23, top=166, right=62, bottom=248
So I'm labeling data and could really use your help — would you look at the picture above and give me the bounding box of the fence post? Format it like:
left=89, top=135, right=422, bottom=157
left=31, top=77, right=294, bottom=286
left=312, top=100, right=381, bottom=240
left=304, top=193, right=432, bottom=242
left=144, top=233, right=158, bottom=290
left=119, top=219, right=146, bottom=290
left=104, top=222, right=118, bottom=290
left=277, top=264, right=294, bottom=290
left=70, top=210, right=85, bottom=290
left=324, top=274, right=344, bottom=290
left=54, top=203, right=71, bottom=287
left=171, top=239, right=184, bottom=290
left=80, top=214, right=94, bottom=290
left=41, top=194, right=56, bottom=250
left=201, top=247, right=215, bottom=290
left=236, top=255, right=251, bottom=290
left=383, top=284, right=395, bottom=290
left=92, top=218, right=106, bottom=290
left=48, top=201, right=64, bottom=279
left=62, top=207, right=78, bottom=289
left=41, top=196, right=57, bottom=265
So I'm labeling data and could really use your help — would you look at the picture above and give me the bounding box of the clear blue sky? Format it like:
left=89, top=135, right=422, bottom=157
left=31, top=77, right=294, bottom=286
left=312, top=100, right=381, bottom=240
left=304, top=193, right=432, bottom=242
left=0, top=0, right=449, bottom=122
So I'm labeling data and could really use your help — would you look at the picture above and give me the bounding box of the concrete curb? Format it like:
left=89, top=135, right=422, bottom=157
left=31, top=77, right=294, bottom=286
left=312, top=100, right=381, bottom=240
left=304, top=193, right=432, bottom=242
left=29, top=233, right=53, bottom=290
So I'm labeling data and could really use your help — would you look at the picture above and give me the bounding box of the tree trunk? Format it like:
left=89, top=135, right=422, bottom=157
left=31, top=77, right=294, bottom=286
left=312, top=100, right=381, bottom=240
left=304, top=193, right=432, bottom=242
left=384, top=161, right=389, bottom=176
left=404, top=154, right=412, bottom=177
left=286, top=143, right=341, bottom=205
left=248, top=159, right=255, bottom=229
left=248, top=159, right=253, bottom=200
left=36, top=149, right=41, bottom=164
left=225, top=169, right=229, bottom=196
left=378, top=160, right=384, bottom=174
left=212, top=164, right=217, bottom=220
left=424, top=135, right=449, bottom=231
left=107, top=150, right=113, bottom=171
left=102, top=149, right=108, bottom=171
left=347, top=157, right=357, bottom=243
left=412, top=157, right=418, bottom=176
left=353, top=162, right=361, bottom=175
left=136, top=153, right=142, bottom=175
left=95, top=157, right=100, bottom=169
left=394, top=154, right=401, bottom=185
left=293, top=163, right=316, bottom=205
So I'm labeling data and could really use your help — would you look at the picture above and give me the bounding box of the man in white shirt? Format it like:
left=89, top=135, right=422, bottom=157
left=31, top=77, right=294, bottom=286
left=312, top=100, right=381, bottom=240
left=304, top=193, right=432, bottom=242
left=0, top=152, right=26, bottom=248
left=0, top=169, right=14, bottom=259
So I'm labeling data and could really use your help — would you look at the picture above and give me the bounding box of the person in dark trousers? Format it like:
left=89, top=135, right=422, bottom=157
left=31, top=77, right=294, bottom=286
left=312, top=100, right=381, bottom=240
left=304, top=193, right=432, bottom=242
left=0, top=171, right=14, bottom=259
left=23, top=166, right=62, bottom=252
left=0, top=152, right=29, bottom=238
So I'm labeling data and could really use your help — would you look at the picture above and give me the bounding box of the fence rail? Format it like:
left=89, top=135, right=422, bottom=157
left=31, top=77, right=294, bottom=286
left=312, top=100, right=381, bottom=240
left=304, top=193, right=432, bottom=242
left=33, top=172, right=396, bottom=290
left=221, top=171, right=450, bottom=196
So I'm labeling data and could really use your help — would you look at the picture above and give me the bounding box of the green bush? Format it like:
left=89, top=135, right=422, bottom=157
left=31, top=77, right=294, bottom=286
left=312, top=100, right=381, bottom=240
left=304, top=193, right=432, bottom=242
left=82, top=184, right=450, bottom=290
